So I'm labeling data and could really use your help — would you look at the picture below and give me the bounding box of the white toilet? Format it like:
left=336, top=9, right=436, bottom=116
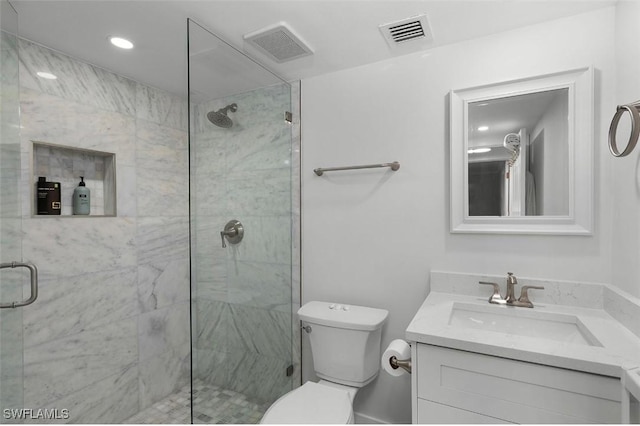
left=261, top=301, right=389, bottom=424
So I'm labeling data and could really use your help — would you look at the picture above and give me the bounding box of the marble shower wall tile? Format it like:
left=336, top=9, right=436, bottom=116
left=1, top=29, right=19, bottom=86
left=136, top=83, right=187, bottom=131
left=0, top=306, right=24, bottom=410
left=23, top=318, right=138, bottom=408
left=225, top=168, right=291, bottom=216
left=136, top=216, right=189, bottom=265
left=139, top=347, right=190, bottom=410
left=193, top=215, right=228, bottom=258
left=193, top=133, right=226, bottom=174
left=224, top=126, right=291, bottom=174
left=230, top=215, right=292, bottom=264
left=226, top=303, right=291, bottom=360
left=138, top=260, right=190, bottom=312
left=227, top=260, right=291, bottom=312
left=23, top=266, right=138, bottom=347
left=19, top=39, right=136, bottom=116
left=22, top=217, right=137, bottom=279
left=0, top=154, right=22, bottom=218
left=135, top=118, right=188, bottom=218
left=193, top=347, right=228, bottom=388
left=195, top=254, right=227, bottom=302
left=116, top=165, right=137, bottom=217
left=135, top=118, right=188, bottom=172
left=0, top=217, right=21, bottom=259
left=138, top=302, right=190, bottom=362
left=19, top=88, right=136, bottom=167
left=193, top=215, right=228, bottom=302
left=136, top=166, right=189, bottom=217
left=1, top=31, right=22, bottom=220
left=26, top=366, right=139, bottom=424
left=195, top=299, right=228, bottom=351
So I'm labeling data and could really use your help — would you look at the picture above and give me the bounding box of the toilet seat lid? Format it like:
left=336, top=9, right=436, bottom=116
left=262, top=382, right=352, bottom=424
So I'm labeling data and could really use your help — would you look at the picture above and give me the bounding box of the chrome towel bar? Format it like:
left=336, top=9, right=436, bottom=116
left=608, top=100, right=640, bottom=157
left=313, top=161, right=400, bottom=176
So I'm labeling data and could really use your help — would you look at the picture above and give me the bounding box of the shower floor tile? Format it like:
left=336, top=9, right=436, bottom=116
left=125, top=379, right=268, bottom=424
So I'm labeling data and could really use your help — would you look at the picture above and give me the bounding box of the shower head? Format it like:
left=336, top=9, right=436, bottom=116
left=207, top=103, right=238, bottom=128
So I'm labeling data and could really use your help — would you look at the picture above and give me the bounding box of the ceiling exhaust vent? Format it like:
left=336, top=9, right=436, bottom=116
left=379, top=14, right=433, bottom=48
left=244, top=23, right=313, bottom=63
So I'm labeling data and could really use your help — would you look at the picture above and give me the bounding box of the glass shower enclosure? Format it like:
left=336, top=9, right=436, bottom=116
left=0, top=0, right=25, bottom=419
left=188, top=20, right=298, bottom=423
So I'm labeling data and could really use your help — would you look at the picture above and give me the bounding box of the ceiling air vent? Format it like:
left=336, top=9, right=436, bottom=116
left=244, top=23, right=313, bottom=63
left=379, top=14, right=433, bottom=48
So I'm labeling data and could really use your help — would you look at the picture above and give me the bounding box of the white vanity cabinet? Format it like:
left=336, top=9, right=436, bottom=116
left=413, top=344, right=622, bottom=424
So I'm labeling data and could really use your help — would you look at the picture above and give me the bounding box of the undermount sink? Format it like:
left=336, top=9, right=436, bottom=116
left=448, top=302, right=602, bottom=347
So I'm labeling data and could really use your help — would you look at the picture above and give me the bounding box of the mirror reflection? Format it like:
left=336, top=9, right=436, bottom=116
left=467, top=88, right=569, bottom=217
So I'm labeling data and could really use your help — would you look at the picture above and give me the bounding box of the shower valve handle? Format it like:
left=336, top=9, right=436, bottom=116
left=220, top=220, right=244, bottom=248
left=220, top=230, right=234, bottom=248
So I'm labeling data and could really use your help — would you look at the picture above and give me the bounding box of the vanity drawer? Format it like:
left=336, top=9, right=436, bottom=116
left=416, top=344, right=621, bottom=424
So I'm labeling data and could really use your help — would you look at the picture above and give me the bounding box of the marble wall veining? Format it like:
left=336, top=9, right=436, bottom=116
left=16, top=39, right=189, bottom=423
left=191, top=82, right=300, bottom=405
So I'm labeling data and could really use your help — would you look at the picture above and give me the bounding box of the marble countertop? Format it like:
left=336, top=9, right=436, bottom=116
left=406, top=290, right=640, bottom=378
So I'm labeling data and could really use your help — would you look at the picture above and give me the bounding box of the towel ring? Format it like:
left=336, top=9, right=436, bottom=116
left=608, top=101, right=640, bottom=157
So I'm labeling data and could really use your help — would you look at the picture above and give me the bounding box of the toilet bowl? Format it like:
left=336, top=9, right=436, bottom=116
left=261, top=381, right=355, bottom=424
left=261, top=301, right=388, bottom=424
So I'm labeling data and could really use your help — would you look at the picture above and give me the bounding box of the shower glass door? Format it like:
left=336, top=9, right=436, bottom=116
left=0, top=0, right=24, bottom=419
left=188, top=19, right=296, bottom=424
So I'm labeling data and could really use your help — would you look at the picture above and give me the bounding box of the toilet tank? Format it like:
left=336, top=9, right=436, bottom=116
left=298, top=301, right=388, bottom=387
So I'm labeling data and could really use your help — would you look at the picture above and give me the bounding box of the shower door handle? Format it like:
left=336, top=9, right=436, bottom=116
left=220, top=220, right=244, bottom=248
left=0, top=261, right=38, bottom=309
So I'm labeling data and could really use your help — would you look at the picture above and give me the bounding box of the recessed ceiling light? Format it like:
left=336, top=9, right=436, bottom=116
left=477, top=126, right=489, bottom=132
left=36, top=71, right=57, bottom=80
left=468, top=147, right=492, bottom=154
left=109, top=36, right=134, bottom=49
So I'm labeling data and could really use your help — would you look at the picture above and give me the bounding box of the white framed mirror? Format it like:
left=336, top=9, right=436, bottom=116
left=450, top=67, right=594, bottom=235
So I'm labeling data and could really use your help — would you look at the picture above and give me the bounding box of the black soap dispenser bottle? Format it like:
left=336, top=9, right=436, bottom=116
left=72, top=176, right=90, bottom=215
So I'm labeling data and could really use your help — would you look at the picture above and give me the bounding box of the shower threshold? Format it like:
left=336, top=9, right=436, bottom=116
left=125, top=379, right=268, bottom=424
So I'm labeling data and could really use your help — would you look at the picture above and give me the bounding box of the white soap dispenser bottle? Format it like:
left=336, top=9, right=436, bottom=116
left=72, top=176, right=90, bottom=215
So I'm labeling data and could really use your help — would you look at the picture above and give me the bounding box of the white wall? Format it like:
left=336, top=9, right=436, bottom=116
left=301, top=7, right=616, bottom=424
left=611, top=0, right=640, bottom=298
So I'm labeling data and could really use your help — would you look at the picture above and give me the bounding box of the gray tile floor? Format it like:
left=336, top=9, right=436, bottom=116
left=125, top=380, right=268, bottom=424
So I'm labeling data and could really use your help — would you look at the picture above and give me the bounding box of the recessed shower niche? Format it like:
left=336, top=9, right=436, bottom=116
left=32, top=142, right=116, bottom=217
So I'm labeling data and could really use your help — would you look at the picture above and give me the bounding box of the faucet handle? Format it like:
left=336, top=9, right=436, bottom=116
left=518, top=285, right=544, bottom=304
left=479, top=281, right=505, bottom=304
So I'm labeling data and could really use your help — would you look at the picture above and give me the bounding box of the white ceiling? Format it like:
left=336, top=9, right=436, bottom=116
left=10, top=0, right=615, bottom=98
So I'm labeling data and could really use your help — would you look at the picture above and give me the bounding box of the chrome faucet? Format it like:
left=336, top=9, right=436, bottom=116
left=505, top=272, right=518, bottom=304
left=479, top=272, right=544, bottom=308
